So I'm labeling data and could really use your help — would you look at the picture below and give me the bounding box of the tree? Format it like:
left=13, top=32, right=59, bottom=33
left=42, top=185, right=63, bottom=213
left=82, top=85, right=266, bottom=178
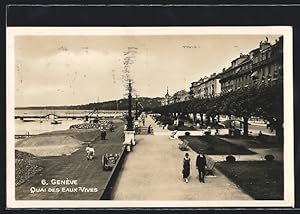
left=224, top=86, right=259, bottom=136
left=151, top=81, right=283, bottom=140
left=254, top=81, right=283, bottom=143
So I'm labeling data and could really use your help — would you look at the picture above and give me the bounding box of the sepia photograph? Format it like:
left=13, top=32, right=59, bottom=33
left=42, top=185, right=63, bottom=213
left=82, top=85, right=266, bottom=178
left=6, top=27, right=294, bottom=208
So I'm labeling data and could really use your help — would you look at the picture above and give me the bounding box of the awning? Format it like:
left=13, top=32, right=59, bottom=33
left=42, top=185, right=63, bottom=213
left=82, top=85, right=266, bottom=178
left=251, top=71, right=258, bottom=77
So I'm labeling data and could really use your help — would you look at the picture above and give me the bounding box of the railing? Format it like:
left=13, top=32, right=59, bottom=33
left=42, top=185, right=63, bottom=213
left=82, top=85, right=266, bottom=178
left=100, top=146, right=127, bottom=200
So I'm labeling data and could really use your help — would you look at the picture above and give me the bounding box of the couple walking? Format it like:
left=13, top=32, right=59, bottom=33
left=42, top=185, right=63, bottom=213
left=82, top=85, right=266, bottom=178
left=182, top=152, right=207, bottom=183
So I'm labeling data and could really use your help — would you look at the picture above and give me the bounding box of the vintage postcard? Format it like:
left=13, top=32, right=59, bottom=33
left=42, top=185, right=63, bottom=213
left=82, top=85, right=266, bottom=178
left=6, top=27, right=294, bottom=208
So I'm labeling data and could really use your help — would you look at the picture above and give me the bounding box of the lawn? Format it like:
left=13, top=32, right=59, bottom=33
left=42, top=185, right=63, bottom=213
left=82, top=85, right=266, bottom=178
left=168, top=124, right=197, bottom=131
left=215, top=161, right=283, bottom=200
left=179, top=135, right=255, bottom=155
left=220, top=135, right=280, bottom=149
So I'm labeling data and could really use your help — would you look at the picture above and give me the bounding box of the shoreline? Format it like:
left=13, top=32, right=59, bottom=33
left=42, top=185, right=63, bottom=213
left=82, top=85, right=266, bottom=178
left=15, top=119, right=125, bottom=200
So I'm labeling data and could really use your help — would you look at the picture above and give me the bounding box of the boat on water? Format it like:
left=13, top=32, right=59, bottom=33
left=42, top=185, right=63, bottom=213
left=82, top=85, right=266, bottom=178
left=51, top=120, right=62, bottom=125
left=22, top=118, right=34, bottom=122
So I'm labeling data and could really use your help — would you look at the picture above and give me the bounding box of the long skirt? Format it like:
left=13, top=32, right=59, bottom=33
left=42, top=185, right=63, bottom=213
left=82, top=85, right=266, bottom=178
left=182, top=166, right=190, bottom=179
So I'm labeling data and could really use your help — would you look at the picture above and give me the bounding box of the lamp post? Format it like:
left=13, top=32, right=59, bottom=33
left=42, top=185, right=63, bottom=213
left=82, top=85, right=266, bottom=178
left=126, top=80, right=134, bottom=131
left=135, top=96, right=138, bottom=120
left=123, top=80, right=135, bottom=151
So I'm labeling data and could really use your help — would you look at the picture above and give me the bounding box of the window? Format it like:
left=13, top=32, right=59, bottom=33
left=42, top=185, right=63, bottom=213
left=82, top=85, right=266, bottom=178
left=273, top=70, right=279, bottom=78
left=265, top=66, right=269, bottom=74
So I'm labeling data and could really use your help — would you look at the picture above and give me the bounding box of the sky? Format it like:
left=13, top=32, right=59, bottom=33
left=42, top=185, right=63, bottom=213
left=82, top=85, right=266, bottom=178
left=14, top=34, right=280, bottom=107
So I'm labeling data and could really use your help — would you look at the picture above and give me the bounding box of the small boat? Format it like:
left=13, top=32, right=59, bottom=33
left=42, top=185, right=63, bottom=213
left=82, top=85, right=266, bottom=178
left=23, top=118, right=34, bottom=122
left=51, top=120, right=62, bottom=125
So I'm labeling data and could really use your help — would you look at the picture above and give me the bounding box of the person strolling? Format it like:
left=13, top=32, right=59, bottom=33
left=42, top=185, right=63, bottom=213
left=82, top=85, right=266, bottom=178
left=147, top=125, right=152, bottom=134
left=86, top=145, right=95, bottom=160
left=196, top=153, right=207, bottom=183
left=182, top=153, right=191, bottom=183
left=85, top=144, right=91, bottom=160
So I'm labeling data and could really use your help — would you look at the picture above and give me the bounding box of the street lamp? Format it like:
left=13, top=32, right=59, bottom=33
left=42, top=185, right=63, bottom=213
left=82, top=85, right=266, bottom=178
left=135, top=96, right=139, bottom=120
left=123, top=80, right=136, bottom=151
left=126, top=80, right=134, bottom=131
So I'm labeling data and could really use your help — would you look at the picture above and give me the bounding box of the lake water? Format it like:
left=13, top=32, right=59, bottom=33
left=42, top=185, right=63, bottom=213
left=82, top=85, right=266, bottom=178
left=15, top=109, right=126, bottom=135
left=15, top=119, right=83, bottom=135
left=15, top=109, right=126, bottom=117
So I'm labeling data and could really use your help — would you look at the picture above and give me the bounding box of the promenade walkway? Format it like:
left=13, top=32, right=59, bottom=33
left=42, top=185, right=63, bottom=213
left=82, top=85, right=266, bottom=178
left=113, top=117, right=252, bottom=200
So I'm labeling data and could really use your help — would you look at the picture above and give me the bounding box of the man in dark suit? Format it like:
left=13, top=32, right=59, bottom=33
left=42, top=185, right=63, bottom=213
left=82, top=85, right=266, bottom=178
left=196, top=153, right=207, bottom=183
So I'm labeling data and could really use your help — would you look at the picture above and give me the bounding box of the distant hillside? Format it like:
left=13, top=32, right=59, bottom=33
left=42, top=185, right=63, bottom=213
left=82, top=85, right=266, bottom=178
left=16, top=97, right=164, bottom=111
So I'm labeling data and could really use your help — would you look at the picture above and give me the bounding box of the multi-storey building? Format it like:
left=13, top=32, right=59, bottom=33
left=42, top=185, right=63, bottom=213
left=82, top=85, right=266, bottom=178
left=219, top=54, right=251, bottom=93
left=190, top=73, right=222, bottom=99
left=220, top=36, right=283, bottom=93
left=250, top=37, right=283, bottom=86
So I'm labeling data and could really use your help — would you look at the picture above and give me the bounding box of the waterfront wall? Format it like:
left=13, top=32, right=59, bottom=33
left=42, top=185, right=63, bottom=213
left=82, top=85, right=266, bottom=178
left=100, top=146, right=127, bottom=200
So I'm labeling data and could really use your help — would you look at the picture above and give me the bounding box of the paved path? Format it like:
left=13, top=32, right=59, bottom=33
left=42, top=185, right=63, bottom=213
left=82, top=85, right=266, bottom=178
left=113, top=117, right=252, bottom=200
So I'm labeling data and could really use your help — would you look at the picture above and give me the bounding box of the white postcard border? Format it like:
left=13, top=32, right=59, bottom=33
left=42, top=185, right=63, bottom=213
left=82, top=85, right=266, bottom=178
left=6, top=26, right=294, bottom=208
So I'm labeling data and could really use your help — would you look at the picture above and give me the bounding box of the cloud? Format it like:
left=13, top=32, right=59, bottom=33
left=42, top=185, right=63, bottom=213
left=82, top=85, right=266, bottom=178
left=14, top=35, right=281, bottom=106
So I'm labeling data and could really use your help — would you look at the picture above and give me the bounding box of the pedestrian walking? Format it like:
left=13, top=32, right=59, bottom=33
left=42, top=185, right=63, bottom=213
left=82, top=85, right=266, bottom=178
left=85, top=144, right=91, bottom=160
left=196, top=153, right=207, bottom=183
left=182, top=153, right=191, bottom=183
left=86, top=145, right=95, bottom=160
left=100, top=130, right=104, bottom=140
left=142, top=119, right=145, bottom=126
left=88, top=145, right=95, bottom=160
left=103, top=130, right=107, bottom=140
left=148, top=125, right=152, bottom=134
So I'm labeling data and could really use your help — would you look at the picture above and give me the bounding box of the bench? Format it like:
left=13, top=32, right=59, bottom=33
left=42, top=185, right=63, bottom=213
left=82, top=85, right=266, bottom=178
left=169, top=130, right=178, bottom=140
left=135, top=127, right=153, bottom=135
left=178, top=139, right=189, bottom=151
left=205, top=156, right=216, bottom=176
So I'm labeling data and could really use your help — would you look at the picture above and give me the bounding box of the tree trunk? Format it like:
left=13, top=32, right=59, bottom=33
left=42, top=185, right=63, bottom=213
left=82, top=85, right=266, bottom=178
left=275, top=122, right=283, bottom=145
left=200, top=113, right=204, bottom=127
left=206, top=114, right=211, bottom=126
left=243, top=116, right=249, bottom=136
left=211, top=116, right=215, bottom=126
left=193, top=112, right=197, bottom=123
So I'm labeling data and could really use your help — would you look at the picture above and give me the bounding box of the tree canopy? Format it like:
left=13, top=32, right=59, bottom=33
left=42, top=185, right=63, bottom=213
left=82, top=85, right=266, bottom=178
left=152, top=81, right=283, bottom=139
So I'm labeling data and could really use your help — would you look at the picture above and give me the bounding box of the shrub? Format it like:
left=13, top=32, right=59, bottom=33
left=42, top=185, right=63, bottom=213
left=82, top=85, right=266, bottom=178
left=226, top=155, right=236, bottom=163
left=185, top=132, right=190, bottom=136
left=204, top=131, right=211, bottom=136
left=265, top=154, right=275, bottom=161
left=207, top=146, right=215, bottom=152
left=178, top=121, right=184, bottom=127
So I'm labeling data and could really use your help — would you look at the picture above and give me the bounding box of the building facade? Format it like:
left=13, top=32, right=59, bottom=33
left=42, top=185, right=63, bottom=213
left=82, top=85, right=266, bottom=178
left=219, top=54, right=251, bottom=93
left=251, top=37, right=283, bottom=86
left=220, top=36, right=283, bottom=93
left=190, top=73, right=222, bottom=99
